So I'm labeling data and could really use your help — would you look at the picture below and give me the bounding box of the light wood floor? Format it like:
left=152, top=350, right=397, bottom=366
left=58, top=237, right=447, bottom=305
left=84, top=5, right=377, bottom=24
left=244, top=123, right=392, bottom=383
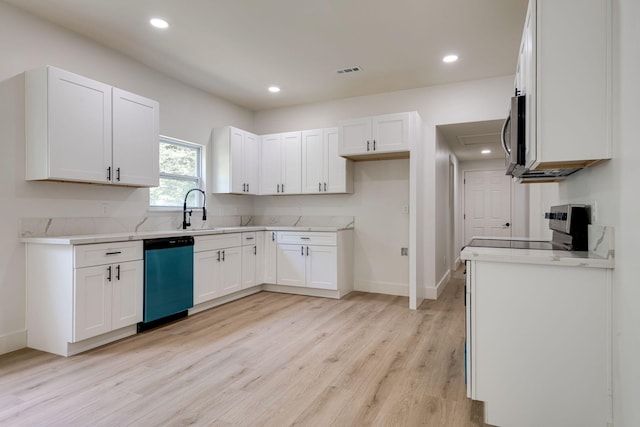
left=0, top=268, right=484, bottom=426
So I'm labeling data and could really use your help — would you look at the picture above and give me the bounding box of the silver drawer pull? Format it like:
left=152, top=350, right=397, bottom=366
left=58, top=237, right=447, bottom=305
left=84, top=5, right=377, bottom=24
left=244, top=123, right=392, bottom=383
left=245, top=237, right=254, bottom=240
left=300, top=237, right=310, bottom=240
left=105, top=251, right=122, bottom=255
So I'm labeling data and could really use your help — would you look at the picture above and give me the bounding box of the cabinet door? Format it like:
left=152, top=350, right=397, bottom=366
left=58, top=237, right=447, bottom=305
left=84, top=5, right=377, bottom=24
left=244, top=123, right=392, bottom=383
left=301, top=129, right=325, bottom=194
left=244, top=132, right=260, bottom=194
left=263, top=231, right=278, bottom=284
left=219, top=247, right=242, bottom=296
left=255, top=232, right=266, bottom=284
left=281, top=132, right=302, bottom=194
left=229, top=127, right=245, bottom=194
left=325, top=127, right=350, bottom=193
left=112, top=88, right=159, bottom=186
left=520, top=2, right=537, bottom=169
left=74, top=265, right=111, bottom=341
left=276, top=244, right=306, bottom=287
left=372, top=113, right=409, bottom=153
left=111, top=260, right=143, bottom=330
left=261, top=134, right=282, bottom=195
left=242, top=245, right=257, bottom=289
left=194, top=250, right=222, bottom=304
left=338, top=117, right=371, bottom=156
left=306, top=245, right=338, bottom=290
left=48, top=67, right=112, bottom=183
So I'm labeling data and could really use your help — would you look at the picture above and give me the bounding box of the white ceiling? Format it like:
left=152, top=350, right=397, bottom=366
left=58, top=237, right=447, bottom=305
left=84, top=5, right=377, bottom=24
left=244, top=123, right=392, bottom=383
left=5, top=0, right=526, bottom=161
left=438, top=119, right=506, bottom=162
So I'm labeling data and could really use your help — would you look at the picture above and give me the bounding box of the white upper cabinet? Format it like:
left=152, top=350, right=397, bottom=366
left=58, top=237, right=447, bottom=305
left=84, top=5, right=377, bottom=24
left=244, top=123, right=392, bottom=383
left=112, top=88, right=159, bottom=186
left=25, top=66, right=159, bottom=187
left=521, top=0, right=612, bottom=170
left=338, top=112, right=413, bottom=159
left=211, top=126, right=259, bottom=194
left=302, top=128, right=353, bottom=194
left=260, top=131, right=302, bottom=195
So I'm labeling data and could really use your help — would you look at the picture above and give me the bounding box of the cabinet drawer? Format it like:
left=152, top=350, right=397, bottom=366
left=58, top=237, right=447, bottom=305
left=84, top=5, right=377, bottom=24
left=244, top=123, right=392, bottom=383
left=194, top=233, right=242, bottom=252
left=241, top=232, right=257, bottom=246
left=277, top=232, right=337, bottom=246
left=74, top=241, right=142, bottom=268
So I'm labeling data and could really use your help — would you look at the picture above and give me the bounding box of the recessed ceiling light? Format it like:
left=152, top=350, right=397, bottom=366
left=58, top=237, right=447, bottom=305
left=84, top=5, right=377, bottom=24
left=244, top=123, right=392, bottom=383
left=443, top=54, right=458, bottom=63
left=150, top=18, right=169, bottom=29
left=481, top=149, right=491, bottom=154
left=268, top=86, right=280, bottom=93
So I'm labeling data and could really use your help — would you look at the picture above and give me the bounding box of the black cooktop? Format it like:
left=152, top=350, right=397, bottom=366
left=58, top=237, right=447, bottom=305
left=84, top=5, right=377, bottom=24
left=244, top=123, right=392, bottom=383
left=466, top=238, right=566, bottom=250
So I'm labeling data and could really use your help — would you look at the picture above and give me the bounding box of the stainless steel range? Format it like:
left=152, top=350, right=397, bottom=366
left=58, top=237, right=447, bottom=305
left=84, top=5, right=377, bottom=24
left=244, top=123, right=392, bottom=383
left=466, top=204, right=590, bottom=251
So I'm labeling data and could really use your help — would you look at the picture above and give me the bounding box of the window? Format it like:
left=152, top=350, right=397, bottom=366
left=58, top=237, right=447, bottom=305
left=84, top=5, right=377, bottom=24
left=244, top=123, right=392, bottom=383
left=149, top=136, right=205, bottom=208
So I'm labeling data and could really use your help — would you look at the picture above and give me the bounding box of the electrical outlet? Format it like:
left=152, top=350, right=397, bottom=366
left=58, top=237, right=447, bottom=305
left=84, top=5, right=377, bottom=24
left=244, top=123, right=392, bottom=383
left=401, top=248, right=408, bottom=256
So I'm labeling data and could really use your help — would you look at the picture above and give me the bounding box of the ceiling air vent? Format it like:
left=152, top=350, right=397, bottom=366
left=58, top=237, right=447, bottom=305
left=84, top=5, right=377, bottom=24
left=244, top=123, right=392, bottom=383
left=336, top=66, right=361, bottom=74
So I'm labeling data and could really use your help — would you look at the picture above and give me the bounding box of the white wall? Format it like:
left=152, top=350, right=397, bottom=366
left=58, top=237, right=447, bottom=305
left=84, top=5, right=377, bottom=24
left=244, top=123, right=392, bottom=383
left=434, top=128, right=457, bottom=290
left=254, top=76, right=514, bottom=297
left=0, top=3, right=254, bottom=353
left=558, top=0, right=639, bottom=425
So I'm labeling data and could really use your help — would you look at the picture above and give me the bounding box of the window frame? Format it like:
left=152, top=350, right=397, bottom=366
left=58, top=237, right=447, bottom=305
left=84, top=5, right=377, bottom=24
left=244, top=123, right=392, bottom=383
left=149, top=135, right=206, bottom=210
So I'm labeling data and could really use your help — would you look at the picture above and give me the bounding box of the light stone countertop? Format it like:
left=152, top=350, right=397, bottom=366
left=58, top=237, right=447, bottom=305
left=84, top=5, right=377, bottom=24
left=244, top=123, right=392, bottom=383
left=20, top=225, right=353, bottom=246
left=460, top=246, right=614, bottom=269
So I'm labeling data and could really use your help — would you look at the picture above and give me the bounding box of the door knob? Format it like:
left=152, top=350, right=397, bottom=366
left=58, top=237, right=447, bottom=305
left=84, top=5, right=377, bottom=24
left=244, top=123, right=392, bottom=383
left=504, top=222, right=511, bottom=227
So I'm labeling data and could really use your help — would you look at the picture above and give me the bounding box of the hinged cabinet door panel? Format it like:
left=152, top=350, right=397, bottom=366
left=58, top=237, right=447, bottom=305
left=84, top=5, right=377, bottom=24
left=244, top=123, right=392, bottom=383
left=372, top=113, right=409, bottom=153
left=301, top=129, right=325, bottom=193
left=194, top=250, right=222, bottom=304
left=325, top=128, right=348, bottom=193
left=244, top=132, right=260, bottom=194
left=111, top=260, right=143, bottom=330
left=261, top=134, right=282, bottom=195
left=242, top=245, right=257, bottom=289
left=229, top=127, right=245, bottom=194
left=74, top=265, right=111, bottom=341
left=276, top=244, right=306, bottom=287
left=281, top=132, right=302, bottom=194
left=112, top=88, right=159, bottom=187
left=338, top=117, right=371, bottom=155
left=48, top=67, right=112, bottom=183
left=219, top=247, right=242, bottom=295
left=306, top=245, right=338, bottom=290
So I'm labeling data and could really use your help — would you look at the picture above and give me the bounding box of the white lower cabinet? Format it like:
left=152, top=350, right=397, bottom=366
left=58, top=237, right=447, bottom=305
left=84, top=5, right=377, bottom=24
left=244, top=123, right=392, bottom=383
left=241, top=232, right=258, bottom=289
left=262, top=231, right=278, bottom=284
left=26, top=241, right=143, bottom=356
left=276, top=232, right=345, bottom=291
left=194, top=234, right=243, bottom=305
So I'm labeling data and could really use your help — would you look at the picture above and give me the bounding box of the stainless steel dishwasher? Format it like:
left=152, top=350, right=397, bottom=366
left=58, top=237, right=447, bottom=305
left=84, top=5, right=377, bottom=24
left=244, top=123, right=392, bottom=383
left=138, top=236, right=194, bottom=332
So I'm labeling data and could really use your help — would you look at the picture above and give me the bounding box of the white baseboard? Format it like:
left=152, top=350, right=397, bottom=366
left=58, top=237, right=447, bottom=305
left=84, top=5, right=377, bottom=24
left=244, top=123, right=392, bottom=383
left=423, top=270, right=451, bottom=300
left=0, top=329, right=27, bottom=355
left=189, top=287, right=263, bottom=315
left=354, top=280, right=409, bottom=297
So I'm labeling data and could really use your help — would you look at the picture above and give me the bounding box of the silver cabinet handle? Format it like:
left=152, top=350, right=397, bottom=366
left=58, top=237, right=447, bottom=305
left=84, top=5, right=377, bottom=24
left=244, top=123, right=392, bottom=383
left=324, top=182, right=327, bottom=192
left=217, top=250, right=221, bottom=262
left=301, top=246, right=304, bottom=256
left=306, top=246, right=309, bottom=256
left=272, top=232, right=275, bottom=241
left=277, top=184, right=280, bottom=193
left=319, top=182, right=322, bottom=192
left=107, top=266, right=112, bottom=282
left=221, top=250, right=225, bottom=261
left=300, top=237, right=310, bottom=240
left=373, top=140, right=376, bottom=151
left=116, top=167, right=121, bottom=182
left=105, top=251, right=122, bottom=255
left=281, top=183, right=285, bottom=193
left=245, top=237, right=255, bottom=241
left=116, top=264, right=120, bottom=281
left=367, top=140, right=370, bottom=151
left=106, top=166, right=111, bottom=181
left=254, top=245, right=257, bottom=255
left=501, top=114, right=512, bottom=156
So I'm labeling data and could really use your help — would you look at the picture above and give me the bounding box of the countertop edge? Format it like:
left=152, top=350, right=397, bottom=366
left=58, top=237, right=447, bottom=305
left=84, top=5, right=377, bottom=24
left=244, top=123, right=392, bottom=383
left=21, top=226, right=354, bottom=245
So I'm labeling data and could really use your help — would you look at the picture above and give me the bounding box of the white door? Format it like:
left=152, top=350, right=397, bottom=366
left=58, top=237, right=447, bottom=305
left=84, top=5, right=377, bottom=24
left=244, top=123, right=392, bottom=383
left=241, top=245, right=257, bottom=289
left=244, top=132, right=259, bottom=194
left=194, top=250, right=221, bottom=304
left=219, top=247, right=242, bottom=295
left=339, top=117, right=371, bottom=155
left=301, top=129, right=325, bottom=193
left=281, top=131, right=302, bottom=194
left=372, top=112, right=409, bottom=153
left=263, top=231, right=278, bottom=284
left=464, top=170, right=512, bottom=243
left=74, top=265, right=111, bottom=341
left=261, top=134, right=282, bottom=195
left=325, top=128, right=347, bottom=193
left=48, top=67, right=112, bottom=183
left=306, top=245, right=337, bottom=290
left=276, top=244, right=306, bottom=287
left=229, top=127, right=245, bottom=194
left=112, top=88, right=159, bottom=186
left=111, top=260, right=143, bottom=330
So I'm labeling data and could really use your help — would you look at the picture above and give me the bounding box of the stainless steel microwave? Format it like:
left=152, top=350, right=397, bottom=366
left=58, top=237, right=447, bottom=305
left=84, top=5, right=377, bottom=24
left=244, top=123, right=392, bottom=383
left=502, top=94, right=526, bottom=176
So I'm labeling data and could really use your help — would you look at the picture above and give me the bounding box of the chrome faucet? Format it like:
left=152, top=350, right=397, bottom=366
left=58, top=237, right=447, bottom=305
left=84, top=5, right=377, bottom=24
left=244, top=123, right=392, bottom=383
left=182, top=188, right=207, bottom=230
